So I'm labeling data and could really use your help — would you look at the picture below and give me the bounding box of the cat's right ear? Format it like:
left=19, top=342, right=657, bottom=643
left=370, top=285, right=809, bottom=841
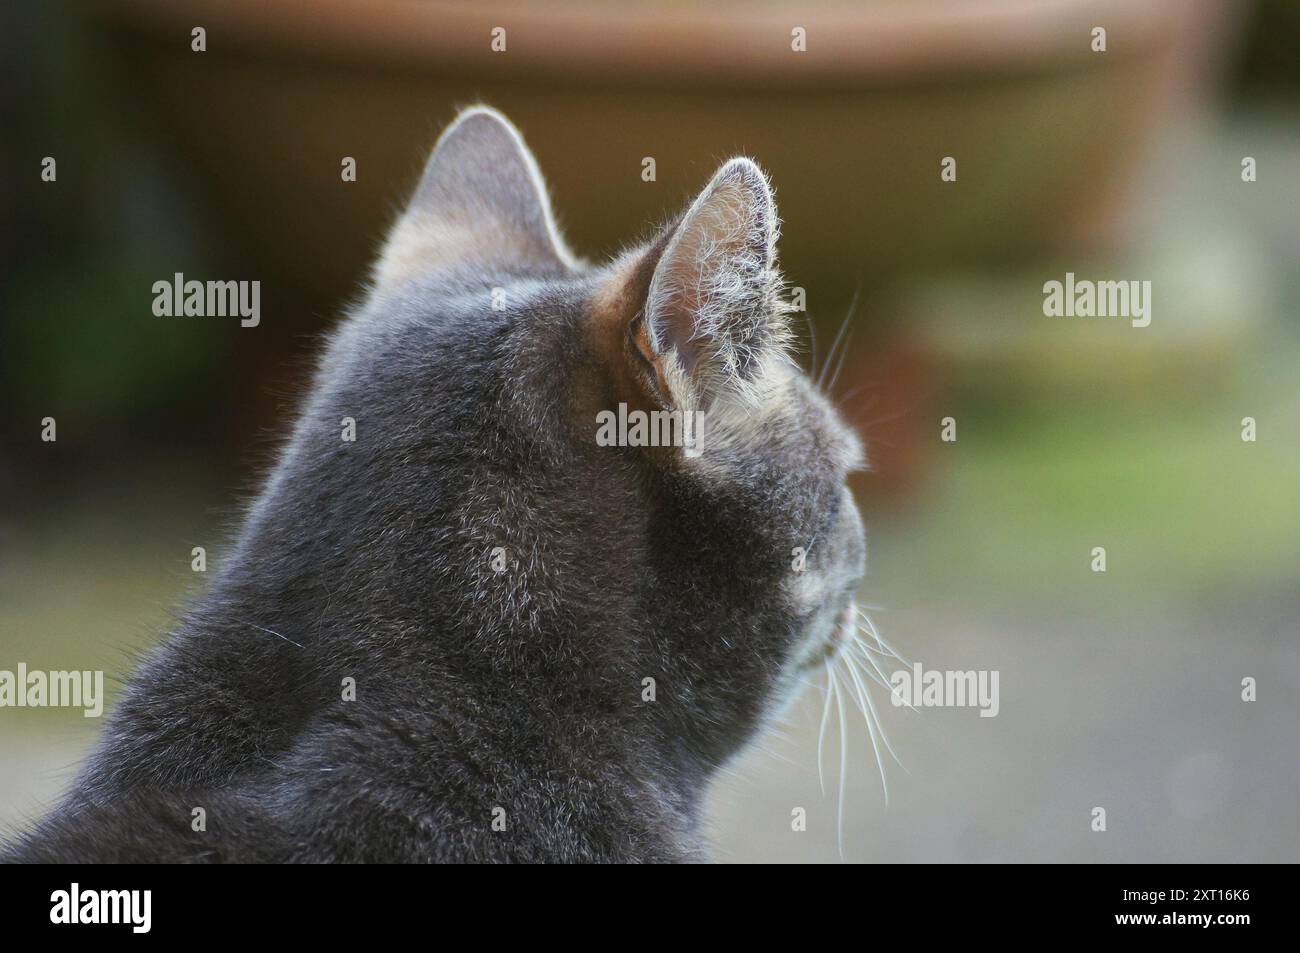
left=593, top=158, right=793, bottom=415
left=373, top=106, right=577, bottom=289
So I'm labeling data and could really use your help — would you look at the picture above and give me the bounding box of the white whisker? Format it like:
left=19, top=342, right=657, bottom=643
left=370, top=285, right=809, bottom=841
left=818, top=296, right=855, bottom=391
left=817, top=661, right=834, bottom=798
left=850, top=635, right=917, bottom=715
left=830, top=661, right=848, bottom=861
left=844, top=637, right=894, bottom=690
left=845, top=640, right=907, bottom=774
left=854, top=634, right=905, bottom=664
left=856, top=610, right=909, bottom=664
left=841, top=648, right=890, bottom=805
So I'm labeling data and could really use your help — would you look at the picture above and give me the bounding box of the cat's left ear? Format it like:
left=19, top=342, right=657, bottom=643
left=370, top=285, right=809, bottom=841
left=374, top=106, right=577, bottom=289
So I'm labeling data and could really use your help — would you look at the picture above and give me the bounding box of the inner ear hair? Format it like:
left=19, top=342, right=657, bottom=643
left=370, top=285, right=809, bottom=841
left=641, top=158, right=790, bottom=411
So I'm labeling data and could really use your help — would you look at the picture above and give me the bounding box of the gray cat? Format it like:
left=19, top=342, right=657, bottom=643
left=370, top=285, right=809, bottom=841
left=6, top=107, right=866, bottom=863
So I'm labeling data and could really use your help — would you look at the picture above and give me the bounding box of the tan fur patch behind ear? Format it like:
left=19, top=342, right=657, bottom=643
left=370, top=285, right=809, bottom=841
left=588, top=248, right=666, bottom=419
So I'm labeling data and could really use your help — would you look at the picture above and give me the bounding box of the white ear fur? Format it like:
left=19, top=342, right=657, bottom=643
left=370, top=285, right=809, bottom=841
left=645, top=158, right=791, bottom=410
left=374, top=106, right=577, bottom=289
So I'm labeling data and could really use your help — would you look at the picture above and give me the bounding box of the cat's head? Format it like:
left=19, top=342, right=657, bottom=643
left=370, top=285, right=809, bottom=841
left=276, top=107, right=866, bottom=777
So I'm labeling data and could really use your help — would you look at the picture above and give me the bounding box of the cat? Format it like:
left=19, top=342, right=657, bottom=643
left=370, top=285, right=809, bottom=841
left=5, top=106, right=867, bottom=863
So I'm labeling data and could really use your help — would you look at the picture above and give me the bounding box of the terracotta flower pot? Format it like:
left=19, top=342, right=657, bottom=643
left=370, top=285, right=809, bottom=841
left=87, top=0, right=1244, bottom=472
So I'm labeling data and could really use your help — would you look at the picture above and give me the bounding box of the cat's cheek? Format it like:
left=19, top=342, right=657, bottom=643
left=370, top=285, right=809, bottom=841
left=782, top=572, right=838, bottom=667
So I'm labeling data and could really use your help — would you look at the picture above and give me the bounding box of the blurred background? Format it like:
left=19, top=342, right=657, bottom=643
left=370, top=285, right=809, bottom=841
left=2, top=0, right=1297, bottom=861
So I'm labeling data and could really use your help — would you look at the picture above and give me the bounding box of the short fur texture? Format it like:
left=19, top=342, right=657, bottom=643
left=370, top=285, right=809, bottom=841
left=6, top=107, right=866, bottom=863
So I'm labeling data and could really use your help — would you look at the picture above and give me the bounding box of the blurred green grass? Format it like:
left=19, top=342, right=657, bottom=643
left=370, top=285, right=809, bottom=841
left=872, top=342, right=1300, bottom=608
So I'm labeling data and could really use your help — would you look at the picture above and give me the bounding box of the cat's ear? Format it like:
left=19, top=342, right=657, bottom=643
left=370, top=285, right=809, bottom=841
left=374, top=106, right=577, bottom=288
left=625, top=158, right=792, bottom=410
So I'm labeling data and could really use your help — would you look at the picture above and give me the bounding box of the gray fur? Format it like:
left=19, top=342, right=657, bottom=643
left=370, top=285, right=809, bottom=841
left=5, top=108, right=865, bottom=863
